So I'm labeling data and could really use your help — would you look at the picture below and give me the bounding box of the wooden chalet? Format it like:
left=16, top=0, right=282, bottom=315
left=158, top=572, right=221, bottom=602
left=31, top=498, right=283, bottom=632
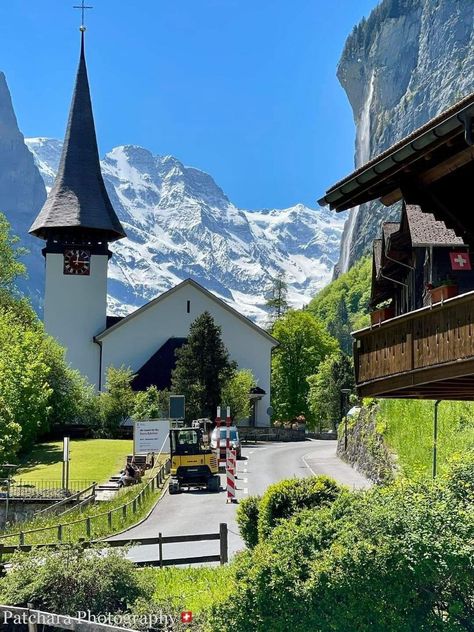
left=319, top=92, right=474, bottom=400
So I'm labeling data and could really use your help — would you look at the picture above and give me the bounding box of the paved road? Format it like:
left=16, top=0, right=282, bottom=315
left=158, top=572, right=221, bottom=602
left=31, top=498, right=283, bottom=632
left=108, top=440, right=370, bottom=563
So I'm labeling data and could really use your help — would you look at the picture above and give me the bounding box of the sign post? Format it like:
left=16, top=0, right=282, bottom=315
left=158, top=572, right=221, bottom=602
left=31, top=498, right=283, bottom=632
left=134, top=420, right=170, bottom=455
left=169, top=395, right=185, bottom=422
left=62, top=436, right=70, bottom=493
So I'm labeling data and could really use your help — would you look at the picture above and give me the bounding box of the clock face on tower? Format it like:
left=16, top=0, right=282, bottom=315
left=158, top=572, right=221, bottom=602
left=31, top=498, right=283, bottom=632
left=63, top=249, right=91, bottom=276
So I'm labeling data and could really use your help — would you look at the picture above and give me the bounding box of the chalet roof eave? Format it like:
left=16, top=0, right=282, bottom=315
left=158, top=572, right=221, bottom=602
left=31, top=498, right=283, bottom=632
left=318, top=94, right=474, bottom=212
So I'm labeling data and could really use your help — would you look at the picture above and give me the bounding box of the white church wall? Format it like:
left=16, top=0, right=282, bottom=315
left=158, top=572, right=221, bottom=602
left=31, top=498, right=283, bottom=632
left=99, top=283, right=275, bottom=426
left=44, top=253, right=107, bottom=389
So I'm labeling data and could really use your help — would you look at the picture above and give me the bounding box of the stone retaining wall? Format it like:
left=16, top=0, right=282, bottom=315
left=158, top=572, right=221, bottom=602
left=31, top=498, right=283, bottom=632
left=238, top=426, right=306, bottom=442
left=337, top=404, right=397, bottom=484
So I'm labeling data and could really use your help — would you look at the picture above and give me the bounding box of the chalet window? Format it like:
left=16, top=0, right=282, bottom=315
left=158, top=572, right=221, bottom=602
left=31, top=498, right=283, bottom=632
left=187, top=300, right=191, bottom=314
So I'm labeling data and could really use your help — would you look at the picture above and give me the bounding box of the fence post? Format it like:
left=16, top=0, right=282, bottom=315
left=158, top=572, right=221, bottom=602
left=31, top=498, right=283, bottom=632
left=122, top=504, right=127, bottom=520
left=219, top=523, right=228, bottom=565
left=133, top=499, right=137, bottom=513
left=27, top=603, right=38, bottom=632
left=0, top=543, right=3, bottom=565
left=57, top=524, right=63, bottom=542
left=19, top=532, right=24, bottom=546
left=151, top=477, right=155, bottom=492
left=86, top=517, right=91, bottom=539
left=108, top=511, right=112, bottom=530
left=159, top=532, right=163, bottom=568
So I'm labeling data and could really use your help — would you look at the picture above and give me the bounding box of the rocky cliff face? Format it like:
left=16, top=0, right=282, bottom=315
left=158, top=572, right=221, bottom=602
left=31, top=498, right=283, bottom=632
left=0, top=73, right=46, bottom=303
left=337, top=0, right=474, bottom=272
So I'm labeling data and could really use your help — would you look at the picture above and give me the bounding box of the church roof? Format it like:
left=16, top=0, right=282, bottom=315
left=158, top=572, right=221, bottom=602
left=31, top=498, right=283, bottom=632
left=95, top=278, right=279, bottom=346
left=29, top=33, right=125, bottom=242
left=132, top=337, right=187, bottom=391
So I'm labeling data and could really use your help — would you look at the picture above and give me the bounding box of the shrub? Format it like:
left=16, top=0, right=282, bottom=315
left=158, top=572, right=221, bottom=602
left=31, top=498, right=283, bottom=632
left=0, top=545, right=150, bottom=616
left=209, top=479, right=474, bottom=632
left=257, top=475, right=342, bottom=540
left=236, top=495, right=261, bottom=548
left=445, top=449, right=474, bottom=502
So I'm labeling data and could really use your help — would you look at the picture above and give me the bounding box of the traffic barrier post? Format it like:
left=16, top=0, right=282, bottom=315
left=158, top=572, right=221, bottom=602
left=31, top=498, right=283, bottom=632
left=226, top=448, right=237, bottom=503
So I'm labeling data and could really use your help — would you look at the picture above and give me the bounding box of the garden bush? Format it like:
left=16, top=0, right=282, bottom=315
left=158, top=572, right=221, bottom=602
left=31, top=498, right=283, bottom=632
left=257, top=475, right=342, bottom=540
left=209, top=477, right=474, bottom=632
left=0, top=544, right=150, bottom=616
left=236, top=494, right=261, bottom=548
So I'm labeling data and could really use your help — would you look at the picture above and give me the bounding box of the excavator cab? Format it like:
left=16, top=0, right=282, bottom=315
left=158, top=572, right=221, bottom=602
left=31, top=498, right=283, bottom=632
left=168, top=427, right=220, bottom=494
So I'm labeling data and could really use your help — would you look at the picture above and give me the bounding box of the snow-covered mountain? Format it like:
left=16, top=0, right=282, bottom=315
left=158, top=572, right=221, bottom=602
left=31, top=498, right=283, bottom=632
left=26, top=138, right=344, bottom=323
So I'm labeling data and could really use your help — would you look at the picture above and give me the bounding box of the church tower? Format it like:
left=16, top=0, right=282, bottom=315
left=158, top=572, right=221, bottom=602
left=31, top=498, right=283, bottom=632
left=30, top=30, right=126, bottom=388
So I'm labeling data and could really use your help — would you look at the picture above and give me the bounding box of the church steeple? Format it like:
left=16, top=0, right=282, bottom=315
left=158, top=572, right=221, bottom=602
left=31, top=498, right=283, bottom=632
left=29, top=31, right=125, bottom=242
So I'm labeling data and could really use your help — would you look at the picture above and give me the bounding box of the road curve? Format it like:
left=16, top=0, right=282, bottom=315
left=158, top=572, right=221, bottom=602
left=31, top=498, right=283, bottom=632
left=108, top=440, right=370, bottom=563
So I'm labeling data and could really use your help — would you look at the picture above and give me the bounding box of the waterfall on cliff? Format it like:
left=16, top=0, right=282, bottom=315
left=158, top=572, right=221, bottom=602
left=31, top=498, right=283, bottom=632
left=339, top=71, right=375, bottom=273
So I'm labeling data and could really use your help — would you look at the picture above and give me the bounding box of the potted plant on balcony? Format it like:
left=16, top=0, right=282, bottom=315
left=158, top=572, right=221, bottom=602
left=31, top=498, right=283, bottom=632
left=429, top=278, right=458, bottom=303
left=370, top=300, right=395, bottom=325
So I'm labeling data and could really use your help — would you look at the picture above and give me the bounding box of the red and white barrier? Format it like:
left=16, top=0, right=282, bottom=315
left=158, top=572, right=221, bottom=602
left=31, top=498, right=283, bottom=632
left=215, top=407, right=222, bottom=467
left=226, top=449, right=237, bottom=503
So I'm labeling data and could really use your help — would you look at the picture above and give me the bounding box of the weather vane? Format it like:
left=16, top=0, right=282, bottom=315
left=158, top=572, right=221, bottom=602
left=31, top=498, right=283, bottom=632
left=73, top=1, right=93, bottom=32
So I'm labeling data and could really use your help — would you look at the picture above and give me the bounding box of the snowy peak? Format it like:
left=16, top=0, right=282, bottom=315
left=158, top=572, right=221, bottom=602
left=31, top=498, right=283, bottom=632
left=26, top=138, right=344, bottom=323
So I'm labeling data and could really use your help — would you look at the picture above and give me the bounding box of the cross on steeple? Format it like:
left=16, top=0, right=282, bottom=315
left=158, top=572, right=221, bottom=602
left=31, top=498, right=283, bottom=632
left=73, top=1, right=93, bottom=31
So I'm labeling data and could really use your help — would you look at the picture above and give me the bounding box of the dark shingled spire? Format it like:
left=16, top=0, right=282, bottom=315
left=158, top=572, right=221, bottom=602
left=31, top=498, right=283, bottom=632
left=30, top=32, right=126, bottom=242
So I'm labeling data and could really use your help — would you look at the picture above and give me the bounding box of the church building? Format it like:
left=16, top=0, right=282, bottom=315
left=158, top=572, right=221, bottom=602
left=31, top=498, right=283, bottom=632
left=29, top=30, right=276, bottom=426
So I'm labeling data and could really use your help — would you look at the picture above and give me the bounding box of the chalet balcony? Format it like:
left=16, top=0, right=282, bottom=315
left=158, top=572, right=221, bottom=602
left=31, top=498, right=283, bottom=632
left=353, top=291, right=474, bottom=400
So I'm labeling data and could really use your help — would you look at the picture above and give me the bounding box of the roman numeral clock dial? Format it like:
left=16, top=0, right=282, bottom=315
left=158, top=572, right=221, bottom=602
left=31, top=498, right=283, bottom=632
left=63, top=249, right=91, bottom=275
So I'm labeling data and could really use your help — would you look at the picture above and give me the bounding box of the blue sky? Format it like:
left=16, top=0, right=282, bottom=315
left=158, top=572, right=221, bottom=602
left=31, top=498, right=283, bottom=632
left=0, top=0, right=379, bottom=210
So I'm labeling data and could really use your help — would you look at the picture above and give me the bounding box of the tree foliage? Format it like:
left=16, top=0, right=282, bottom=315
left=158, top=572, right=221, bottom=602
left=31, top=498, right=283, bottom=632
left=308, top=256, right=371, bottom=354
left=172, top=312, right=236, bottom=421
left=133, top=386, right=169, bottom=420
left=271, top=310, right=338, bottom=421
left=97, top=367, right=136, bottom=437
left=221, top=369, right=256, bottom=421
left=0, top=211, right=26, bottom=291
left=307, top=351, right=355, bottom=431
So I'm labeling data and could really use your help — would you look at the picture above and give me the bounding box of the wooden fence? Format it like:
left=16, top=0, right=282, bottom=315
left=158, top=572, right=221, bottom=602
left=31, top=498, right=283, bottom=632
left=0, top=523, right=229, bottom=567
left=0, top=460, right=170, bottom=547
left=0, top=604, right=138, bottom=631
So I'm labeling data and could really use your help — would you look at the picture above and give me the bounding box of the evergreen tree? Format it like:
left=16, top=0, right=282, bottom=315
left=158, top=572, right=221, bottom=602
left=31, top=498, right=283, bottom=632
left=172, top=312, right=236, bottom=421
left=265, top=272, right=289, bottom=326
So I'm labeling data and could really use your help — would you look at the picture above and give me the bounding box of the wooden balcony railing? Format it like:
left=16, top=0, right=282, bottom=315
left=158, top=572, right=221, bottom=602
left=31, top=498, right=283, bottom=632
left=353, top=291, right=474, bottom=399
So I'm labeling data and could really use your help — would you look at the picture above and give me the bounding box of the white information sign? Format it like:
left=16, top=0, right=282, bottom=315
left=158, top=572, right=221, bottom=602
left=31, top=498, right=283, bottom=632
left=134, top=420, right=170, bottom=455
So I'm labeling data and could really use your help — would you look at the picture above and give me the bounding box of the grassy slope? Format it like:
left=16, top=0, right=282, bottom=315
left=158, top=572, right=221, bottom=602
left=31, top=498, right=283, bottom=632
left=141, top=566, right=233, bottom=615
left=1, top=456, right=168, bottom=545
left=17, top=439, right=133, bottom=484
left=378, top=399, right=474, bottom=478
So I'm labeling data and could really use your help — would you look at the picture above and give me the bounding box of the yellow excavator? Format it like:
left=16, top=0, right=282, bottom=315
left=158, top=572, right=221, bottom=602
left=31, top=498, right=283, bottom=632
left=168, top=426, right=220, bottom=494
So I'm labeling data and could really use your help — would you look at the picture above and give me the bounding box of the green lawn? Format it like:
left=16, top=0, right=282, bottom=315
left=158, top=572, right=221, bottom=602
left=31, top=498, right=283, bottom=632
left=17, top=439, right=133, bottom=484
left=378, top=399, right=474, bottom=478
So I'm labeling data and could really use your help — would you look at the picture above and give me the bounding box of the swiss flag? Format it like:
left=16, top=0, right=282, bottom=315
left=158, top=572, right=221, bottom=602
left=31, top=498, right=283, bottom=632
left=450, top=252, right=472, bottom=271
left=181, top=611, right=193, bottom=624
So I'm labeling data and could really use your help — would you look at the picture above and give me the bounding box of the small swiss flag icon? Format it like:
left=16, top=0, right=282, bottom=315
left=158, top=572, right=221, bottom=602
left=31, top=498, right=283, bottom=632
left=450, top=251, right=472, bottom=270
left=181, top=611, right=193, bottom=624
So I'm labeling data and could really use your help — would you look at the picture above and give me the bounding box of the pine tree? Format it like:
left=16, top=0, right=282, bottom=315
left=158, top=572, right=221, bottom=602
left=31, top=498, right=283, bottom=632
left=172, top=312, right=237, bottom=421
left=265, top=272, right=289, bottom=326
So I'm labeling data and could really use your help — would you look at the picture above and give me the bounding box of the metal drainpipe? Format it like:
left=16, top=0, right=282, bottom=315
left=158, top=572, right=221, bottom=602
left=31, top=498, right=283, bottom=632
left=433, top=400, right=441, bottom=479
left=93, top=338, right=103, bottom=391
